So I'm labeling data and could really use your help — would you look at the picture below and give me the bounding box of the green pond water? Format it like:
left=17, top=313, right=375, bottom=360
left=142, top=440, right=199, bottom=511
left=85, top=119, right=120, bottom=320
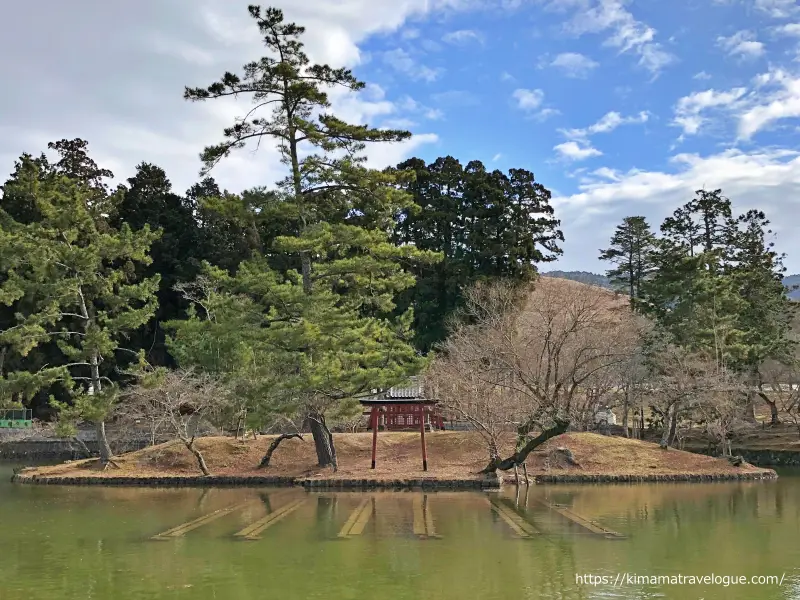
left=1, top=463, right=799, bottom=600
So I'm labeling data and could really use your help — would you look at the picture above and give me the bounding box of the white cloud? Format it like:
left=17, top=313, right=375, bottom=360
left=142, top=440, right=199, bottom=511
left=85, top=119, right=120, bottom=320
left=382, top=48, right=442, bottom=81
left=500, top=71, right=516, bottom=82
left=442, top=29, right=484, bottom=44
left=672, top=88, right=748, bottom=135
left=564, top=110, right=650, bottom=140
left=738, top=69, right=800, bottom=139
left=536, top=108, right=561, bottom=121
left=2, top=0, right=458, bottom=196
left=511, top=88, right=559, bottom=120
left=363, top=133, right=440, bottom=168
left=693, top=71, right=712, bottom=80
left=401, top=28, right=421, bottom=39
left=554, top=141, right=603, bottom=161
left=774, top=23, right=800, bottom=37
left=549, top=52, right=600, bottom=78
left=492, top=153, right=503, bottom=161
left=553, top=109, right=647, bottom=163
left=552, top=147, right=800, bottom=270
left=713, top=0, right=799, bottom=18
left=512, top=88, right=545, bottom=110
left=717, top=30, right=765, bottom=59
left=563, top=0, right=674, bottom=74
left=754, top=0, right=800, bottom=18
left=670, top=69, right=800, bottom=140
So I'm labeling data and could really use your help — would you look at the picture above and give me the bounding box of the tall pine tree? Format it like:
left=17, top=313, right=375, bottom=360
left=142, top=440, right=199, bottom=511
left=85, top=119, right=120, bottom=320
left=599, top=216, right=656, bottom=308
left=0, top=158, right=160, bottom=464
left=181, top=5, right=437, bottom=467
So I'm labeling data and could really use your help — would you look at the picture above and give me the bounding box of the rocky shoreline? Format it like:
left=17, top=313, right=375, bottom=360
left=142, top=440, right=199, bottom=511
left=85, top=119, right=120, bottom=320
left=11, top=467, right=777, bottom=489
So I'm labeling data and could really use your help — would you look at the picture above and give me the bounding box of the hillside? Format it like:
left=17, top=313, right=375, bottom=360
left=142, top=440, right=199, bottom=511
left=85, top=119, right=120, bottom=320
left=784, top=274, right=800, bottom=300
left=546, top=270, right=800, bottom=300
left=542, top=270, right=612, bottom=288
left=20, top=432, right=774, bottom=484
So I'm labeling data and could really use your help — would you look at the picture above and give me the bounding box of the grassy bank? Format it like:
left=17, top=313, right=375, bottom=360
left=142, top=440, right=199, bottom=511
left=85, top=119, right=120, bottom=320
left=12, top=431, right=777, bottom=486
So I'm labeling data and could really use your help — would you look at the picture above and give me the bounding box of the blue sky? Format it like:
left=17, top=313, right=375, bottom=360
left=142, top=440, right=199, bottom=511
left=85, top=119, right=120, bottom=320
left=2, top=0, right=800, bottom=272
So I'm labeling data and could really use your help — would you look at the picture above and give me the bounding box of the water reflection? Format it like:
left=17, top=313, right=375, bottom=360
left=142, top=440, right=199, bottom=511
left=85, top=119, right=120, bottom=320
left=1, top=463, right=798, bottom=600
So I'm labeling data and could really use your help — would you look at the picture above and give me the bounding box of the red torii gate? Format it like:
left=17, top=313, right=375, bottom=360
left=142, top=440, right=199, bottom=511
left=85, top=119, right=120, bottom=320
left=360, top=396, right=439, bottom=472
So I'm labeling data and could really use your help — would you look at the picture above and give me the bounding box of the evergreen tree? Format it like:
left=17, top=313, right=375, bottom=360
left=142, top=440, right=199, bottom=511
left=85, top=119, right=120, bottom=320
left=186, top=177, right=260, bottom=273
left=0, top=158, right=160, bottom=464
left=599, top=216, right=656, bottom=307
left=182, top=5, right=437, bottom=467
left=729, top=209, right=796, bottom=424
left=115, top=163, right=202, bottom=367
left=395, top=156, right=562, bottom=351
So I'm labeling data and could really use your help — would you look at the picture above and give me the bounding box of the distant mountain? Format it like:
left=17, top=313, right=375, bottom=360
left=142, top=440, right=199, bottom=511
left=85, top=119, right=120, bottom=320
left=544, top=271, right=800, bottom=300
left=785, top=274, right=800, bottom=300
left=543, top=271, right=612, bottom=289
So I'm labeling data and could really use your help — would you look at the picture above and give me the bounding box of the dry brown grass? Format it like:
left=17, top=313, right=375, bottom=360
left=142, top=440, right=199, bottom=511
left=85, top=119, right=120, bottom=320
left=27, top=431, right=772, bottom=480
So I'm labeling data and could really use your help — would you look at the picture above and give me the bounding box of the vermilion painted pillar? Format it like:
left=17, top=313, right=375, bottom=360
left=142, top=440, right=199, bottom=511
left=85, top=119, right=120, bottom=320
left=420, top=407, right=428, bottom=472
left=370, top=405, right=378, bottom=469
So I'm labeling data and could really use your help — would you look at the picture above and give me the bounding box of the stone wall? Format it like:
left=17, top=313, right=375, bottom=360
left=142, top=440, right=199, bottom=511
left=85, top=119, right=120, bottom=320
left=689, top=447, right=800, bottom=467
left=0, top=439, right=147, bottom=460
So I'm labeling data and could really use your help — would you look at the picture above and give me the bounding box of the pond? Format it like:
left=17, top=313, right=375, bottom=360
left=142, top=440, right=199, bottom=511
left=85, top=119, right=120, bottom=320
left=1, top=462, right=799, bottom=600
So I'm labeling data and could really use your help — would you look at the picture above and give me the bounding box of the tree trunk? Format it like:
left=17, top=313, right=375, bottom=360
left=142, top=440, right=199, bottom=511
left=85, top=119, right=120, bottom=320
left=71, top=436, right=93, bottom=459
left=88, top=349, right=113, bottom=466
left=308, top=413, right=337, bottom=471
left=640, top=406, right=645, bottom=439
left=758, top=392, right=779, bottom=426
left=664, top=406, right=679, bottom=448
left=622, top=392, right=630, bottom=438
left=259, top=433, right=303, bottom=468
left=186, top=440, right=210, bottom=476
left=659, top=406, right=672, bottom=448
left=95, top=420, right=113, bottom=465
left=481, top=419, right=569, bottom=473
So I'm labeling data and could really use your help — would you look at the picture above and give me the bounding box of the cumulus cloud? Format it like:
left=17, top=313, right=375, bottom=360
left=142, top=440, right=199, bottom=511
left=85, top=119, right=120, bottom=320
left=561, top=0, right=674, bottom=74
left=513, top=88, right=545, bottom=110
left=0, top=0, right=448, bottom=194
left=754, top=0, right=800, bottom=18
left=511, top=88, right=559, bottom=120
left=549, top=52, right=600, bottom=78
left=672, top=88, right=748, bottom=136
left=774, top=23, right=800, bottom=37
left=738, top=69, right=800, bottom=139
left=670, top=69, right=800, bottom=140
left=552, top=110, right=647, bottom=162
left=564, top=110, right=650, bottom=139
left=554, top=141, right=603, bottom=161
left=551, top=147, right=800, bottom=272
left=717, top=30, right=765, bottom=59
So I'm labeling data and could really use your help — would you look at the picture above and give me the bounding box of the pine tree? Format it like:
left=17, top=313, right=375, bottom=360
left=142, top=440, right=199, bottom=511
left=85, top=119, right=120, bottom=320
left=182, top=5, right=437, bottom=467
left=115, top=163, right=202, bottom=367
left=599, top=216, right=656, bottom=307
left=394, top=157, right=562, bottom=351
left=0, top=158, right=160, bottom=464
left=728, top=209, right=796, bottom=424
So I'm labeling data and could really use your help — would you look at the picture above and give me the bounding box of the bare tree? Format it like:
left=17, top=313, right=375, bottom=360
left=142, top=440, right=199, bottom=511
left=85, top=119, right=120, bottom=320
left=117, top=369, right=232, bottom=476
left=695, top=374, right=748, bottom=457
left=427, top=278, right=642, bottom=473
left=425, top=341, right=519, bottom=466
left=761, top=361, right=800, bottom=437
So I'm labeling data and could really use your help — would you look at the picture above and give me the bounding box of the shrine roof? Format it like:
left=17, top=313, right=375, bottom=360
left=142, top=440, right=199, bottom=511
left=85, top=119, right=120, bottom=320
left=359, top=377, right=437, bottom=404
